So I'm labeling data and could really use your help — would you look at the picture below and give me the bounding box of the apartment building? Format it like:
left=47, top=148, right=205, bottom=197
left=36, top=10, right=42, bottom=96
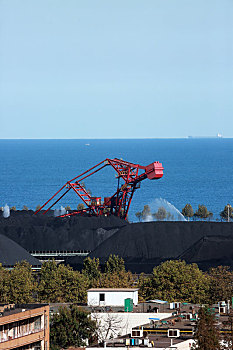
left=0, top=303, right=49, bottom=350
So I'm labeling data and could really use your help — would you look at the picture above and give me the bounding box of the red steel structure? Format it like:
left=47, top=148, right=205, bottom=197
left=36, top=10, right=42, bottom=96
left=34, top=158, right=164, bottom=219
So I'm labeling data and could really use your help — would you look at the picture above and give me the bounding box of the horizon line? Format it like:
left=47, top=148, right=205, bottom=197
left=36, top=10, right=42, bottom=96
left=0, top=137, right=231, bottom=140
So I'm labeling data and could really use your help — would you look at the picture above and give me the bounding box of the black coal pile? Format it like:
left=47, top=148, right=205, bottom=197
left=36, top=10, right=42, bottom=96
left=89, top=221, right=233, bottom=272
left=0, top=211, right=127, bottom=251
left=178, top=235, right=233, bottom=270
left=0, top=233, right=41, bottom=267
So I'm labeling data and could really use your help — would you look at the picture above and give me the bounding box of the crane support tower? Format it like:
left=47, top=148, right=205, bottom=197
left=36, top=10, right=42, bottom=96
left=34, top=158, right=164, bottom=220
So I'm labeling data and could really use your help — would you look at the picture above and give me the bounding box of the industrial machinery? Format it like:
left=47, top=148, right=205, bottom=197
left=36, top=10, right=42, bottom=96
left=35, top=158, right=163, bottom=219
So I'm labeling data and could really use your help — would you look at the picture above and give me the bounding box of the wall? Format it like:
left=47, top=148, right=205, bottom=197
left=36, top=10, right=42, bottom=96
left=0, top=305, right=49, bottom=350
left=88, top=291, right=138, bottom=306
left=91, top=312, right=172, bottom=340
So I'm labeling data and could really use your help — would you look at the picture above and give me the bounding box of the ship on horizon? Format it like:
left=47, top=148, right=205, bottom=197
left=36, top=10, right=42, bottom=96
left=187, top=133, right=223, bottom=139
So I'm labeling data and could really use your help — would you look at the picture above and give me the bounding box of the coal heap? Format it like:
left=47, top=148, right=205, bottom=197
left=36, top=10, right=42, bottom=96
left=89, top=221, right=233, bottom=272
left=1, top=211, right=233, bottom=273
left=0, top=211, right=127, bottom=251
left=178, top=235, right=233, bottom=270
left=0, top=234, right=41, bottom=267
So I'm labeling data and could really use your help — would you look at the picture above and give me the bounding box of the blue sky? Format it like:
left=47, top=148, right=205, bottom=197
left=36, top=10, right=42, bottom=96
left=0, top=0, right=232, bottom=138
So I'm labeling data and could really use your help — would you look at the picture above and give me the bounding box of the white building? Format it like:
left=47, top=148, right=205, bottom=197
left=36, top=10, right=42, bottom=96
left=91, top=312, right=172, bottom=340
left=87, top=288, right=139, bottom=307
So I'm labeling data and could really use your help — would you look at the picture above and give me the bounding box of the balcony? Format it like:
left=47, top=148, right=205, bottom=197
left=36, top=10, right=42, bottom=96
left=0, top=329, right=44, bottom=349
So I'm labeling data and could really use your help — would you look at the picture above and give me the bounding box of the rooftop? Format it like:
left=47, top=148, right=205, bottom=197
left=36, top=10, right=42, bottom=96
left=0, top=303, right=49, bottom=318
left=87, top=288, right=139, bottom=292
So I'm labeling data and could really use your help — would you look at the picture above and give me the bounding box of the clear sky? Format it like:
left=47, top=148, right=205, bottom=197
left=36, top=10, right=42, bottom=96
left=0, top=0, right=232, bottom=138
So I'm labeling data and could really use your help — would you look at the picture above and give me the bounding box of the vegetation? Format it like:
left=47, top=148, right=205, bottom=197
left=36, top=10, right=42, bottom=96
left=22, top=205, right=29, bottom=211
left=10, top=206, right=16, bottom=211
left=65, top=205, right=71, bottom=211
left=77, top=203, right=85, bottom=210
left=192, top=305, right=221, bottom=350
left=139, top=260, right=210, bottom=303
left=220, top=204, right=233, bottom=221
left=141, top=205, right=151, bottom=220
left=105, top=254, right=125, bottom=274
left=135, top=211, right=142, bottom=222
left=1, top=258, right=233, bottom=306
left=153, top=207, right=167, bottom=221
left=35, top=204, right=41, bottom=211
left=208, top=266, right=233, bottom=304
left=194, top=205, right=213, bottom=219
left=82, top=257, right=101, bottom=281
left=38, top=260, right=89, bottom=303
left=50, top=305, right=97, bottom=350
left=182, top=203, right=194, bottom=219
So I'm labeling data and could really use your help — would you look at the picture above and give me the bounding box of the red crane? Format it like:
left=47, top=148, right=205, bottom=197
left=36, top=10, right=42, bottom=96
left=34, top=158, right=163, bottom=219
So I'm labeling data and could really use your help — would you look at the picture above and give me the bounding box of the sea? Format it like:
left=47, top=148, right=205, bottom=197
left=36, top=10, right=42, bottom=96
left=1, top=138, right=233, bottom=222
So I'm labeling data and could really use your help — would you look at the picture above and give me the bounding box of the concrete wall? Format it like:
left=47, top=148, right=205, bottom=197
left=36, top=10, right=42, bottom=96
left=91, top=312, right=172, bottom=340
left=88, top=291, right=138, bottom=306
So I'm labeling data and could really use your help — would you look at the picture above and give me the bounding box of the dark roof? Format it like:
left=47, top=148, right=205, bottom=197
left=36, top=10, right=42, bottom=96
left=0, top=234, right=41, bottom=267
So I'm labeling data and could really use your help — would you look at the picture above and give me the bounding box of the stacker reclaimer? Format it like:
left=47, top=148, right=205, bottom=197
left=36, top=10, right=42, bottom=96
left=35, top=158, right=164, bottom=219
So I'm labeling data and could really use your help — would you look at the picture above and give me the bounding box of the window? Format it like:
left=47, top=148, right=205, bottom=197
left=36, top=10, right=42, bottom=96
left=34, top=317, right=41, bottom=331
left=99, top=293, right=105, bottom=302
left=168, top=329, right=179, bottom=338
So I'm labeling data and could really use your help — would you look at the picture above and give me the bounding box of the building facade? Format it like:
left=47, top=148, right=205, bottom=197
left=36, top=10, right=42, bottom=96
left=87, top=288, right=139, bottom=307
left=0, top=304, right=49, bottom=350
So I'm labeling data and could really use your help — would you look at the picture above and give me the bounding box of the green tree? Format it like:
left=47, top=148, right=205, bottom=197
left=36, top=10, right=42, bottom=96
left=65, top=205, right=71, bottom=211
left=153, top=207, right=167, bottom=221
left=182, top=204, right=194, bottom=220
left=208, top=266, right=233, bottom=304
left=50, top=305, right=97, bottom=350
left=138, top=273, right=153, bottom=302
left=82, top=257, right=101, bottom=282
left=148, top=260, right=210, bottom=303
left=35, top=204, right=41, bottom=211
left=10, top=206, right=16, bottom=211
left=9, top=261, right=35, bottom=303
left=220, top=204, right=233, bottom=221
left=57, top=264, right=89, bottom=303
left=22, top=205, right=29, bottom=211
left=142, top=205, right=151, bottom=221
left=0, top=264, right=10, bottom=303
left=105, top=255, right=125, bottom=274
left=194, top=205, right=213, bottom=219
left=38, top=260, right=88, bottom=303
left=192, top=305, right=221, bottom=350
left=166, top=212, right=175, bottom=221
left=135, top=211, right=142, bottom=222
left=38, top=260, right=61, bottom=302
left=77, top=203, right=85, bottom=210
left=97, top=270, right=135, bottom=289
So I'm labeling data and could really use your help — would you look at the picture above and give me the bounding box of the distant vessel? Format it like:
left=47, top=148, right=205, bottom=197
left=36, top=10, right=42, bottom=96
left=188, top=133, right=223, bottom=139
left=85, top=143, right=90, bottom=146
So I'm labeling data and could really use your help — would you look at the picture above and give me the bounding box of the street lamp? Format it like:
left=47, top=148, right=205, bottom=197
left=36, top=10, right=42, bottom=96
left=227, top=204, right=231, bottom=223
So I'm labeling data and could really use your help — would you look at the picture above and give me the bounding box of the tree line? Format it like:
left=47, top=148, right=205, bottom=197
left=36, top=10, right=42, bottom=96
left=1, top=257, right=233, bottom=305
left=135, top=204, right=233, bottom=221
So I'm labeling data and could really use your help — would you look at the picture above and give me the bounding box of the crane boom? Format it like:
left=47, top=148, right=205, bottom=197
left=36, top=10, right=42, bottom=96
left=34, top=158, right=164, bottom=219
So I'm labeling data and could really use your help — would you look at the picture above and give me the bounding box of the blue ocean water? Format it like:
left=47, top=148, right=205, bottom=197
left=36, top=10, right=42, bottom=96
left=0, top=139, right=233, bottom=221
